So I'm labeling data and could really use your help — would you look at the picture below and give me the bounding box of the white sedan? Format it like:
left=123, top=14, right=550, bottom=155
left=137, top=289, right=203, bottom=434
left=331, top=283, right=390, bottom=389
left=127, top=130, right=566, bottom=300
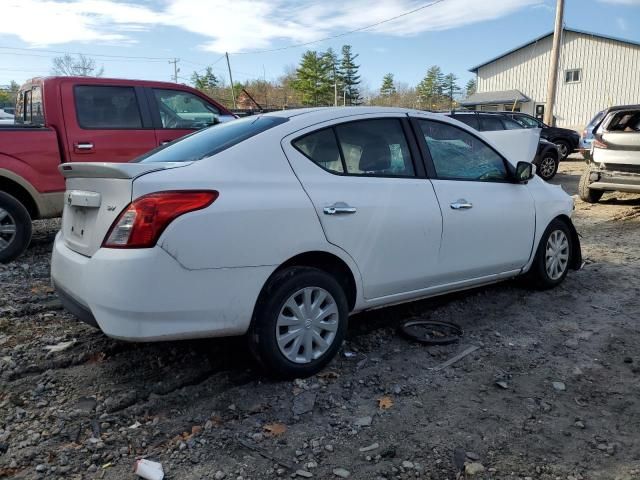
left=51, top=107, right=581, bottom=378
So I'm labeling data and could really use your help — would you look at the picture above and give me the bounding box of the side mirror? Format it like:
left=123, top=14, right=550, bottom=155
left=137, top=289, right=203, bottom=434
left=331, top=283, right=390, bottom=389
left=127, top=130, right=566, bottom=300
left=515, top=161, right=535, bottom=183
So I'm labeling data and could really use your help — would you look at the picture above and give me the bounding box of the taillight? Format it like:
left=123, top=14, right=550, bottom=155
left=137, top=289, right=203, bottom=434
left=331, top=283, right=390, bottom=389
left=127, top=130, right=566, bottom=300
left=593, top=138, right=608, bottom=149
left=103, top=191, right=218, bottom=248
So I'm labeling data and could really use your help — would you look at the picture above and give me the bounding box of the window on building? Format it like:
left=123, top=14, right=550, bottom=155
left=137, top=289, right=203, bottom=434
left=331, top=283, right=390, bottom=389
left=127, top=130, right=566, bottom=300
left=565, top=69, right=581, bottom=83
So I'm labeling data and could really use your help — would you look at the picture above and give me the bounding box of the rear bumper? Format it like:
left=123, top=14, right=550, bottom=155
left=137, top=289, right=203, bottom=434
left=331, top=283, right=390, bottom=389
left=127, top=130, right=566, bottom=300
left=588, top=169, right=640, bottom=193
left=51, top=233, right=275, bottom=341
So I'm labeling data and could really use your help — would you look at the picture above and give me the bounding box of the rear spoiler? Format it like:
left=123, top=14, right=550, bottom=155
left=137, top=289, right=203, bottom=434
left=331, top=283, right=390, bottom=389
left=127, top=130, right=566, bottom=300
left=59, top=161, right=190, bottom=179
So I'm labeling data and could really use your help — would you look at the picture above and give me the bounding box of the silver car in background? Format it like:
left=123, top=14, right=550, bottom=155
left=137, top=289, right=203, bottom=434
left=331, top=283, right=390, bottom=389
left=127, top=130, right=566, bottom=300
left=579, top=105, right=640, bottom=203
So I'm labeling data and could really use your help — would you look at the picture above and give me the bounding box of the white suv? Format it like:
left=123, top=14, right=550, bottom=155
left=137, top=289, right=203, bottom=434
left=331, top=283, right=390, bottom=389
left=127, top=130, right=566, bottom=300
left=51, top=107, right=581, bottom=378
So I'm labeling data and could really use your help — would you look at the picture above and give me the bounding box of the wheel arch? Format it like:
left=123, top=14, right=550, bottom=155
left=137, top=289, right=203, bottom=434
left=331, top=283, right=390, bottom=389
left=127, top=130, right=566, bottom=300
left=0, top=173, right=39, bottom=219
left=553, top=214, right=582, bottom=270
left=253, top=251, right=359, bottom=322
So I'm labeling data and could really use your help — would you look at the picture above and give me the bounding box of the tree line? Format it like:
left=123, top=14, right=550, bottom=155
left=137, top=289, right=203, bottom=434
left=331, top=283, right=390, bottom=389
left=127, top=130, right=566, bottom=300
left=2, top=51, right=478, bottom=112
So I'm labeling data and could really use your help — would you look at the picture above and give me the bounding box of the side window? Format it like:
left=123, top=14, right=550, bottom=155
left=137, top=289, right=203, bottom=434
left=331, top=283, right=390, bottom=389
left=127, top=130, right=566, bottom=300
left=153, top=89, right=220, bottom=129
left=75, top=86, right=142, bottom=129
left=293, top=128, right=344, bottom=174
left=512, top=115, right=539, bottom=128
left=334, top=119, right=415, bottom=176
left=502, top=117, right=523, bottom=130
left=451, top=115, right=479, bottom=130
left=31, top=86, right=44, bottom=125
left=293, top=119, right=415, bottom=177
left=479, top=116, right=505, bottom=131
left=418, top=120, right=508, bottom=182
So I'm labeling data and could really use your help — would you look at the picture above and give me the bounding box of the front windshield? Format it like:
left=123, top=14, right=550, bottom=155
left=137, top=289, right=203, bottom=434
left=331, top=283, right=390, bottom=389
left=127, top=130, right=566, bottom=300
left=135, top=115, right=288, bottom=163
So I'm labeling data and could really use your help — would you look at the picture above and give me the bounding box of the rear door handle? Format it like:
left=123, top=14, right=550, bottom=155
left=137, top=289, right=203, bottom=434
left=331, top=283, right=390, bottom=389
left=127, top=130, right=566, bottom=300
left=323, top=202, right=357, bottom=215
left=450, top=199, right=473, bottom=210
left=160, top=140, right=172, bottom=145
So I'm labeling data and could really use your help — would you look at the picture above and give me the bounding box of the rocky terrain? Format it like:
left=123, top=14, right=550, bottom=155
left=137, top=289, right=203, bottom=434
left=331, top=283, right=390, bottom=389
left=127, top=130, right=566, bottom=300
left=1, top=159, right=639, bottom=480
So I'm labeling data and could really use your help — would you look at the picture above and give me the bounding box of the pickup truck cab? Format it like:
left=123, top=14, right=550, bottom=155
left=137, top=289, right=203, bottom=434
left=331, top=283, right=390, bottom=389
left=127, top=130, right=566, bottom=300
left=0, top=76, right=234, bottom=262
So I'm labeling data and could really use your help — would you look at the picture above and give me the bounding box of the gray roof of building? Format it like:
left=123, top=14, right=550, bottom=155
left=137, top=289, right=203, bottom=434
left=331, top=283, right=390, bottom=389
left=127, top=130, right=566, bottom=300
left=469, top=27, right=640, bottom=73
left=459, top=89, right=530, bottom=106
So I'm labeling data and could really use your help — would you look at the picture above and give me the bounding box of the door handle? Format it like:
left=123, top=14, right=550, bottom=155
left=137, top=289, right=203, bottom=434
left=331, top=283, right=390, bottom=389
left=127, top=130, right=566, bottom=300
left=323, top=203, right=357, bottom=215
left=450, top=199, right=473, bottom=210
left=160, top=140, right=172, bottom=145
left=74, top=142, right=94, bottom=150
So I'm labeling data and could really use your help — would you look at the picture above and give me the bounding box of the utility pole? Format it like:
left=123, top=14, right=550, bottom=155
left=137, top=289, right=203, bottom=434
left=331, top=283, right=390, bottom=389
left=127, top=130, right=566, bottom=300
left=225, top=52, right=237, bottom=109
left=544, top=0, right=564, bottom=126
left=169, top=58, right=180, bottom=83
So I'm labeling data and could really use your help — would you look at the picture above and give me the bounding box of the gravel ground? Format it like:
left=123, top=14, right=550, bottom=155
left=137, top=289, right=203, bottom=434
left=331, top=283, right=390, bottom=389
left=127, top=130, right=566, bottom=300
left=1, top=159, right=640, bottom=480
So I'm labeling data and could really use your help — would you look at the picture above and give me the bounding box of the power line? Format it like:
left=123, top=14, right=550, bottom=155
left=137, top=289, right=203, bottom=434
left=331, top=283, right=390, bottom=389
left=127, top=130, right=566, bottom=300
left=233, top=0, right=447, bottom=55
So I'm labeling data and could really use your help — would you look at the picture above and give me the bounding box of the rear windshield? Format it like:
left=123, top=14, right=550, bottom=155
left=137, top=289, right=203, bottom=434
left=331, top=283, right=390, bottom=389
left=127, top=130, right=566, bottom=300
left=135, top=115, right=288, bottom=163
left=604, top=110, right=640, bottom=133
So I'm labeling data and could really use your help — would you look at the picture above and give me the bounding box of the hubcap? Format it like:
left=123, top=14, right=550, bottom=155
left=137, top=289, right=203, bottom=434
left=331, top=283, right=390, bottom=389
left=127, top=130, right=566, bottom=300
left=539, top=157, right=556, bottom=178
left=0, top=208, right=17, bottom=252
left=276, top=287, right=339, bottom=364
left=555, top=142, right=568, bottom=158
left=545, top=230, right=569, bottom=280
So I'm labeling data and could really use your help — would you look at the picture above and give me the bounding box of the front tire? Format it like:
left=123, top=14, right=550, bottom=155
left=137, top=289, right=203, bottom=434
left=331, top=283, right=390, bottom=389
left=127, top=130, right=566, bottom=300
left=0, top=191, right=32, bottom=264
left=554, top=140, right=571, bottom=160
left=248, top=267, right=349, bottom=379
left=578, top=169, right=604, bottom=203
left=536, top=152, right=559, bottom=181
left=527, top=219, right=572, bottom=290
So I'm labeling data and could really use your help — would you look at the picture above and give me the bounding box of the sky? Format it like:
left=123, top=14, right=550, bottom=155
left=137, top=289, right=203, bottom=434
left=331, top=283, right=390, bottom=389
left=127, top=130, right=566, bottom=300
left=1, top=0, right=639, bottom=94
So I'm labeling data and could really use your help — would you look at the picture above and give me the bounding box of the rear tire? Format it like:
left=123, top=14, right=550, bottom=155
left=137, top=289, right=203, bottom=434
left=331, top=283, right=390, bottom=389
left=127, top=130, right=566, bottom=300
left=578, top=169, right=604, bottom=203
left=0, top=191, right=32, bottom=264
left=536, top=152, right=559, bottom=181
left=527, top=219, right=572, bottom=290
left=248, top=267, right=349, bottom=379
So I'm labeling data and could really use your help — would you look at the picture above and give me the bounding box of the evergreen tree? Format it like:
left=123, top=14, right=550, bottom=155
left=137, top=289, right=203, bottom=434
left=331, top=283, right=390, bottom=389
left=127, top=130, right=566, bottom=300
left=340, top=45, right=361, bottom=106
left=380, top=73, right=396, bottom=97
left=416, top=65, right=445, bottom=109
left=443, top=73, right=461, bottom=108
left=465, top=78, right=477, bottom=97
left=323, top=48, right=342, bottom=106
left=191, top=67, right=219, bottom=91
left=292, top=50, right=332, bottom=106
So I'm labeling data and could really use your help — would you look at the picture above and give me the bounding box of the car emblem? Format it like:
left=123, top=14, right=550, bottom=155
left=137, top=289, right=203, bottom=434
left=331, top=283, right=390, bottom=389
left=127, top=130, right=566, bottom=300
left=107, top=205, right=116, bottom=211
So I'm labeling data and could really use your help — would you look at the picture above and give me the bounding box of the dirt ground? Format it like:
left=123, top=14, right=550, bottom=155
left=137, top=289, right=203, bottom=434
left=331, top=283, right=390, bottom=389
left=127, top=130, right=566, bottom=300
left=1, top=158, right=640, bottom=480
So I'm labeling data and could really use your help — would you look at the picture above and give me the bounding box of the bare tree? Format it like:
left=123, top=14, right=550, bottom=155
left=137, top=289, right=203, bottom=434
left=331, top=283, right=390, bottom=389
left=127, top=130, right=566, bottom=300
left=51, top=54, right=104, bottom=77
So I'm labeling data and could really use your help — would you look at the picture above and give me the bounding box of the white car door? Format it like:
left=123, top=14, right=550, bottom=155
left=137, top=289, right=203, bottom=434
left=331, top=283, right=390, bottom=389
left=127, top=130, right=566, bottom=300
left=412, top=117, right=536, bottom=284
left=281, top=114, right=443, bottom=300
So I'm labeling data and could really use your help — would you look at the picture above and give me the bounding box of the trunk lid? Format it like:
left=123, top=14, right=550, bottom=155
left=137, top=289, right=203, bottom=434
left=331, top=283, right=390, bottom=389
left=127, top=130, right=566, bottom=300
left=596, top=109, right=640, bottom=169
left=59, top=162, right=189, bottom=257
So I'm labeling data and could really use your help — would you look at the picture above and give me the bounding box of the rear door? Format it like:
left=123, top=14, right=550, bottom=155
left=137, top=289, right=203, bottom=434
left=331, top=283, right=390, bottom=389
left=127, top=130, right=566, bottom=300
left=598, top=109, right=640, bottom=167
left=281, top=114, right=443, bottom=300
left=412, top=116, right=535, bottom=283
left=146, top=88, right=234, bottom=147
left=61, top=82, right=157, bottom=162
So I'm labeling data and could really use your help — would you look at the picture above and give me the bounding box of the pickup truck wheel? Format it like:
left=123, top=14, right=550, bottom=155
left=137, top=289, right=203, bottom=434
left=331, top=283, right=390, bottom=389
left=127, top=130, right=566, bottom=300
left=554, top=140, right=570, bottom=160
left=527, top=219, right=572, bottom=290
left=0, top=191, right=32, bottom=264
left=536, top=153, right=559, bottom=181
left=248, top=266, right=348, bottom=379
left=578, top=169, right=604, bottom=203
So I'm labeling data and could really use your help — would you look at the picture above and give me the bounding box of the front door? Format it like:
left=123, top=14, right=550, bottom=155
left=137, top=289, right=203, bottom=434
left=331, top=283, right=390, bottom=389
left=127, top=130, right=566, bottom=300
left=282, top=114, right=443, bottom=300
left=413, top=117, right=536, bottom=284
left=61, top=82, right=157, bottom=163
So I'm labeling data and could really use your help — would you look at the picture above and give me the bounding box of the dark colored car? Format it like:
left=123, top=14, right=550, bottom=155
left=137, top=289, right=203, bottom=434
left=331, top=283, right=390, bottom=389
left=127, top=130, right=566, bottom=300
left=446, top=111, right=561, bottom=181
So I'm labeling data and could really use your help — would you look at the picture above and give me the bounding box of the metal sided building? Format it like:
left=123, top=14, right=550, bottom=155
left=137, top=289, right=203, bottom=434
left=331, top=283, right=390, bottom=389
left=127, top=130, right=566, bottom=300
left=462, top=28, right=640, bottom=131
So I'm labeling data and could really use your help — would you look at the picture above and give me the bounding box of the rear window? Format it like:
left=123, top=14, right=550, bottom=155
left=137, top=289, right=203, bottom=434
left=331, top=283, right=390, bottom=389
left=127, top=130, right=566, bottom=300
left=604, top=110, right=640, bottom=133
left=75, top=86, right=142, bottom=129
left=14, top=86, right=45, bottom=125
left=136, top=115, right=288, bottom=163
left=450, top=115, right=479, bottom=130
left=479, top=116, right=505, bottom=131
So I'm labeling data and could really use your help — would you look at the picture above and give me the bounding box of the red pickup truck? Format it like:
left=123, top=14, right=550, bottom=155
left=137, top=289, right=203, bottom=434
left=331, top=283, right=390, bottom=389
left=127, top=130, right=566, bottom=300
left=0, top=76, right=235, bottom=263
